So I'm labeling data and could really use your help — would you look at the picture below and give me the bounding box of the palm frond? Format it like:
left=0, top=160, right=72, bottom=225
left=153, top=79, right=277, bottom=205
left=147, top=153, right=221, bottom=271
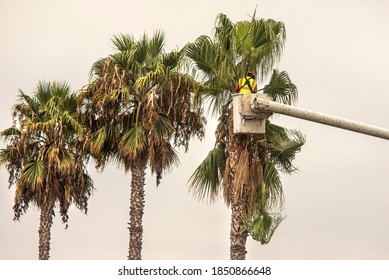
left=110, top=51, right=136, bottom=72
left=134, top=34, right=148, bottom=65
left=0, top=148, right=11, bottom=165
left=90, top=126, right=107, bottom=154
left=147, top=112, right=173, bottom=143
left=63, top=111, right=83, bottom=136
left=214, top=13, right=236, bottom=54
left=186, top=35, right=218, bottom=77
left=252, top=19, right=286, bottom=79
left=18, top=160, right=47, bottom=192
left=0, top=127, right=21, bottom=139
left=149, top=30, right=166, bottom=59
left=198, top=87, right=232, bottom=117
left=244, top=209, right=285, bottom=245
left=89, top=57, right=109, bottom=80
left=265, top=69, right=298, bottom=105
left=262, top=160, right=283, bottom=208
left=189, top=147, right=226, bottom=202
left=36, top=81, right=53, bottom=107
left=118, top=125, right=146, bottom=160
left=149, top=142, right=179, bottom=186
left=51, top=81, right=72, bottom=99
left=46, top=147, right=74, bottom=173
left=159, top=142, right=179, bottom=170
left=267, top=123, right=305, bottom=173
left=161, top=50, right=182, bottom=70
left=112, top=33, right=136, bottom=52
left=15, top=89, right=40, bottom=117
left=134, top=61, right=166, bottom=92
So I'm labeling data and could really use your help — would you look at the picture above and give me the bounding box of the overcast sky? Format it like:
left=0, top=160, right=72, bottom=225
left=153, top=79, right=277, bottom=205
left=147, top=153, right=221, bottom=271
left=1, top=0, right=389, bottom=260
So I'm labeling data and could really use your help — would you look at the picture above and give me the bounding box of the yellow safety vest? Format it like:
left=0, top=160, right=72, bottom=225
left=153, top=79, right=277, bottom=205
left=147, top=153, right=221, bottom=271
left=237, top=76, right=257, bottom=94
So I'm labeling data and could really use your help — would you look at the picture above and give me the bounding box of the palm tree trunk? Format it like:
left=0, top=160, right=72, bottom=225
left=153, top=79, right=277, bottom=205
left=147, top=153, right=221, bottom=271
left=228, top=111, right=249, bottom=260
left=38, top=201, right=54, bottom=260
left=128, top=157, right=147, bottom=260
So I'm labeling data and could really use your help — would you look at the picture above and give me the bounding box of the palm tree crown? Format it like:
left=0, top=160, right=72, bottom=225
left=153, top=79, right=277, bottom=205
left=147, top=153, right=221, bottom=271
left=79, top=31, right=206, bottom=259
left=187, top=12, right=305, bottom=259
left=0, top=81, right=93, bottom=259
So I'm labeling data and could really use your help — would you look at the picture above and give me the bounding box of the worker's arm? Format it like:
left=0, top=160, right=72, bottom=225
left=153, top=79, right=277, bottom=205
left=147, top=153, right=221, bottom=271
left=234, top=82, right=240, bottom=93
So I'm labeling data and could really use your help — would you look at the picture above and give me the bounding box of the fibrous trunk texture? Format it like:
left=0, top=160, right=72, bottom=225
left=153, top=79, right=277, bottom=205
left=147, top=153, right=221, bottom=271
left=38, top=201, right=54, bottom=260
left=128, top=158, right=147, bottom=260
left=228, top=112, right=249, bottom=260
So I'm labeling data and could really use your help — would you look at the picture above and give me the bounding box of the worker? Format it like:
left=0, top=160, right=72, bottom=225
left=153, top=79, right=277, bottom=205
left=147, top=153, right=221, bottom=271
left=235, top=72, right=258, bottom=94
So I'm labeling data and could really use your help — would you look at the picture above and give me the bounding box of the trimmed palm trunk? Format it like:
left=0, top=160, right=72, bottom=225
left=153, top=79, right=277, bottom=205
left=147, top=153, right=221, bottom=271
left=228, top=112, right=249, bottom=260
left=38, top=201, right=54, bottom=260
left=128, top=158, right=147, bottom=260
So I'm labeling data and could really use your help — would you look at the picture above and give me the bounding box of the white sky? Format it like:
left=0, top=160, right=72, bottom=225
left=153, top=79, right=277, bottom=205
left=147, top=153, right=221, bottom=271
left=1, top=0, right=389, bottom=260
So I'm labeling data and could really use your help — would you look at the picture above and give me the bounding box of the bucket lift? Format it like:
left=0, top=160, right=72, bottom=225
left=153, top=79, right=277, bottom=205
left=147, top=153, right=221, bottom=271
left=232, top=93, right=389, bottom=140
left=232, top=94, right=272, bottom=134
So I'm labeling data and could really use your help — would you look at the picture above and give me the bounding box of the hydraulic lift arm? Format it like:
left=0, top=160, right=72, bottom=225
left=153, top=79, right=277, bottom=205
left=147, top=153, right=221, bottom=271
left=233, top=94, right=389, bottom=140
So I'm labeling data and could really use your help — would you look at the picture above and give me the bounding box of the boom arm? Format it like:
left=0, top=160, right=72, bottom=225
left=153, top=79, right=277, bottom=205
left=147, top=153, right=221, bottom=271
left=250, top=95, right=389, bottom=140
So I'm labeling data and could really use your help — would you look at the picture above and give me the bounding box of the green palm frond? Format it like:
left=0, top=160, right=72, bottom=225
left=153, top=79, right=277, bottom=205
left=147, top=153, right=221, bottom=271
left=81, top=171, right=94, bottom=198
left=89, top=123, right=119, bottom=160
left=51, top=81, right=72, bottom=99
left=187, top=34, right=236, bottom=98
left=186, top=35, right=218, bottom=77
left=265, top=69, right=298, bottom=105
left=267, top=123, right=305, bottom=173
left=112, top=33, right=136, bottom=52
left=149, top=30, right=165, bottom=59
left=0, top=127, right=21, bottom=139
left=35, top=81, right=53, bottom=107
left=44, top=96, right=61, bottom=119
left=15, top=89, right=40, bottom=117
left=119, top=125, right=146, bottom=160
left=244, top=19, right=286, bottom=78
left=0, top=148, right=11, bottom=165
left=19, top=160, right=47, bottom=191
left=161, top=50, right=182, bottom=70
left=189, top=147, right=226, bottom=202
left=63, top=111, right=83, bottom=136
left=261, top=160, right=283, bottom=208
left=62, top=92, right=78, bottom=113
left=134, top=61, right=166, bottom=92
left=214, top=13, right=235, bottom=54
left=135, top=34, right=149, bottom=66
left=244, top=209, right=285, bottom=245
left=110, top=51, right=136, bottom=72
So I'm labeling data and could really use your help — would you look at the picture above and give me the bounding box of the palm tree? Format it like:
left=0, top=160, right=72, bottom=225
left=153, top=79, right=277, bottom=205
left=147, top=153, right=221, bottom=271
left=79, top=31, right=205, bottom=259
left=187, top=13, right=305, bottom=259
left=0, top=81, right=93, bottom=260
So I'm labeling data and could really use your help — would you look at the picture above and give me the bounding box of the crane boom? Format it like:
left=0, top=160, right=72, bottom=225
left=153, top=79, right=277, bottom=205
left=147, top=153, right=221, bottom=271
left=250, top=95, right=389, bottom=140
left=231, top=93, right=389, bottom=140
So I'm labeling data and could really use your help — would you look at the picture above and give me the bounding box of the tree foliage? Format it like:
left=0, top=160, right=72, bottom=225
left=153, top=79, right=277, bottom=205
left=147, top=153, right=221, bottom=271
left=187, top=12, right=305, bottom=247
left=0, top=81, right=93, bottom=226
left=80, top=32, right=206, bottom=182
